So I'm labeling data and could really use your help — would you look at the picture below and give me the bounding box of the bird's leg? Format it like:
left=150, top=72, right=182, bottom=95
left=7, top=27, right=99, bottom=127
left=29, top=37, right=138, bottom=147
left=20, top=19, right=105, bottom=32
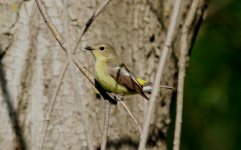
left=113, top=94, right=123, bottom=102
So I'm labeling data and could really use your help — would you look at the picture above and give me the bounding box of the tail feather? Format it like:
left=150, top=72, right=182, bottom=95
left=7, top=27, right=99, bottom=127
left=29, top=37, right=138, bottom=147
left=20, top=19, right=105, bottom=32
left=137, top=78, right=174, bottom=94
left=142, top=82, right=152, bottom=94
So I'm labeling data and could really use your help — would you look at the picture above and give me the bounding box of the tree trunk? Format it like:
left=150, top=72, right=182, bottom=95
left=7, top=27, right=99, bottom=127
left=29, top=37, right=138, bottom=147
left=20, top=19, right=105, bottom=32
left=0, top=0, right=206, bottom=149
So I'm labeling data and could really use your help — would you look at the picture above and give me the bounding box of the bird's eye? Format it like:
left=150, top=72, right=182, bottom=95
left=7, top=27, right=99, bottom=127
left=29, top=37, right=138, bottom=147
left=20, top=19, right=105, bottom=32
left=99, top=46, right=105, bottom=51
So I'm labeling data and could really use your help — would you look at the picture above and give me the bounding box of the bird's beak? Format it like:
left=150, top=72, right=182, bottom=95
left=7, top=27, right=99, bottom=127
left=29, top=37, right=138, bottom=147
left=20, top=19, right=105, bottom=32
left=84, top=46, right=94, bottom=51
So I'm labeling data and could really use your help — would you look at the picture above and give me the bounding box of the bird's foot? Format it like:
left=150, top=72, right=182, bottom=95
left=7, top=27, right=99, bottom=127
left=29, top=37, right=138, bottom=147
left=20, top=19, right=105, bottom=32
left=113, top=94, right=123, bottom=102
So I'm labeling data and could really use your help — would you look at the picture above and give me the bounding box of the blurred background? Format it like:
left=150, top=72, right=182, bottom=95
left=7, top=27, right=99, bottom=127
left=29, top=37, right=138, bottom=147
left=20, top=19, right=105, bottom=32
left=169, top=0, right=241, bottom=150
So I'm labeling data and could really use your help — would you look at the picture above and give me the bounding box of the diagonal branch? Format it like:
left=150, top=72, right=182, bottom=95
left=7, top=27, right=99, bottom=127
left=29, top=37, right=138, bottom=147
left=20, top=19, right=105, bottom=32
left=63, top=0, right=95, bottom=149
left=73, top=0, right=113, bottom=53
left=35, top=0, right=67, bottom=53
left=40, top=60, right=68, bottom=150
left=35, top=1, right=144, bottom=149
left=138, top=0, right=183, bottom=149
left=35, top=0, right=94, bottom=149
left=120, top=100, right=142, bottom=137
left=35, top=0, right=114, bottom=150
left=35, top=0, right=116, bottom=104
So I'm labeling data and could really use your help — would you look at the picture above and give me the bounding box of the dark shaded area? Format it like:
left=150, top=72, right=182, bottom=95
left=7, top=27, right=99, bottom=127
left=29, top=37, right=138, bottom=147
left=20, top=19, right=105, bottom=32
left=95, top=79, right=117, bottom=105
left=147, top=127, right=166, bottom=147
left=0, top=53, right=27, bottom=149
left=169, top=0, right=241, bottom=150
left=97, top=127, right=167, bottom=149
left=150, top=34, right=155, bottom=43
left=105, top=137, right=138, bottom=150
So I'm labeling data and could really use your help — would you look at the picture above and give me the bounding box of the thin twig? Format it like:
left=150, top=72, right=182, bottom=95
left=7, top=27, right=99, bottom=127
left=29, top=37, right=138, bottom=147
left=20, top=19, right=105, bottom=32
left=40, top=60, right=68, bottom=150
left=73, top=0, right=113, bottom=53
left=35, top=0, right=112, bottom=65
left=35, top=1, right=131, bottom=150
left=101, top=100, right=111, bottom=150
left=120, top=100, right=142, bottom=137
left=64, top=0, right=96, bottom=149
left=35, top=0, right=67, bottom=53
left=72, top=56, right=95, bottom=83
left=138, top=0, right=182, bottom=149
left=35, top=0, right=94, bottom=149
left=173, top=1, right=200, bottom=150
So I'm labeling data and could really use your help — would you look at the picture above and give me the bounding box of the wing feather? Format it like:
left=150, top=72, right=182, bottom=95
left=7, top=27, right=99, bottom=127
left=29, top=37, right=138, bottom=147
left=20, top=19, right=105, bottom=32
left=108, top=64, right=149, bottom=100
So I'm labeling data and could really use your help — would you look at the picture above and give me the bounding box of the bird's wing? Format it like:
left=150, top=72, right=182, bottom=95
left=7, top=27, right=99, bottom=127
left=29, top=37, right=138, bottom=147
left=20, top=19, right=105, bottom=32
left=108, top=64, right=149, bottom=100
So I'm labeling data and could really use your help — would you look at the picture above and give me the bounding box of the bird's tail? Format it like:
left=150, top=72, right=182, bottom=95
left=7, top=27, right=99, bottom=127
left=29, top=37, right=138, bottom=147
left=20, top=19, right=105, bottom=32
left=137, top=78, right=174, bottom=94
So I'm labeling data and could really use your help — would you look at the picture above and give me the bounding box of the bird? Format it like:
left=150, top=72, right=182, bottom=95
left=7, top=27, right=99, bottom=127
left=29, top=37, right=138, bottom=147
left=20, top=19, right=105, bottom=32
left=84, top=43, right=173, bottom=100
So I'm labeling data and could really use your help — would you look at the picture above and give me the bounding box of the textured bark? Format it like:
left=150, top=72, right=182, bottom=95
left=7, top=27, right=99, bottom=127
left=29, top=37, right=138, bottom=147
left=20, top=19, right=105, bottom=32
left=0, top=0, right=206, bottom=149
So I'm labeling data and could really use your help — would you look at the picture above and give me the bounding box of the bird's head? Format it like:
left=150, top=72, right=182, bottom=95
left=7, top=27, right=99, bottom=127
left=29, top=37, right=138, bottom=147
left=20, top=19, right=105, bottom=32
left=84, top=43, right=118, bottom=62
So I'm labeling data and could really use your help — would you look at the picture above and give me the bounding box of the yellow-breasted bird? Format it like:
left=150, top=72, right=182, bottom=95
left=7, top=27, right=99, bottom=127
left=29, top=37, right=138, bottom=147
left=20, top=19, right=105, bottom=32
left=85, top=43, right=172, bottom=101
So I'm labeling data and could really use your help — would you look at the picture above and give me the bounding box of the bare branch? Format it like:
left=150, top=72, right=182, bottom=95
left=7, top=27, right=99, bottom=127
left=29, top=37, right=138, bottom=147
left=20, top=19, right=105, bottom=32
left=40, top=60, right=68, bottom=150
left=63, top=0, right=96, bottom=149
left=34, top=0, right=99, bottom=149
left=35, top=0, right=67, bottom=53
left=36, top=1, right=146, bottom=149
left=73, top=0, right=113, bottom=53
left=101, top=100, right=111, bottom=150
left=34, top=0, right=113, bottom=82
left=120, top=100, right=142, bottom=137
left=173, top=1, right=200, bottom=150
left=35, top=0, right=116, bottom=103
left=138, top=0, right=182, bottom=149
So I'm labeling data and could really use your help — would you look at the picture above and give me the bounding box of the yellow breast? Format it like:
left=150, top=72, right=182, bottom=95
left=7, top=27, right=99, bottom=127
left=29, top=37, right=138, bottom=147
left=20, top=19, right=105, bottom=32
left=95, top=60, right=129, bottom=94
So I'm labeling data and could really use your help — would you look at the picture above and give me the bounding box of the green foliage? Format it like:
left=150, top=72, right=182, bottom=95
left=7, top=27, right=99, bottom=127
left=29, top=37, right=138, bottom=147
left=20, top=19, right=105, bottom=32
left=182, top=1, right=241, bottom=150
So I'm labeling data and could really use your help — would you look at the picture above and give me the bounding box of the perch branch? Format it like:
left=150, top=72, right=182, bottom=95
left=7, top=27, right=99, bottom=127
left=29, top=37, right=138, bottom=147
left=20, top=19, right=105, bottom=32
left=120, top=100, right=142, bottom=137
left=101, top=100, right=111, bottom=150
left=138, top=0, right=182, bottom=149
left=173, top=1, right=200, bottom=150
